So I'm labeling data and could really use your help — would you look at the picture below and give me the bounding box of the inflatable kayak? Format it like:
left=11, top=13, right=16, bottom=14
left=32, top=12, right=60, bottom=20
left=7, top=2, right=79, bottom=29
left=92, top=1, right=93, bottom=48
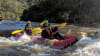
left=11, top=30, right=79, bottom=48
left=30, top=34, right=78, bottom=48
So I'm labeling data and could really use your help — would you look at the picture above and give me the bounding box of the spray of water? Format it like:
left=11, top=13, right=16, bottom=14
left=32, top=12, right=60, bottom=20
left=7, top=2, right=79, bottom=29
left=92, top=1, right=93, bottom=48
left=0, top=20, right=100, bottom=56
left=0, top=33, right=100, bottom=56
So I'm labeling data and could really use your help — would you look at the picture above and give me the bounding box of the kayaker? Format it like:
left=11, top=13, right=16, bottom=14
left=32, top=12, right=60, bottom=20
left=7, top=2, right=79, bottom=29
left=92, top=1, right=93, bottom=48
left=40, top=20, right=54, bottom=39
left=11, top=21, right=32, bottom=40
left=41, top=20, right=65, bottom=40
left=24, top=21, right=32, bottom=35
left=41, top=23, right=54, bottom=39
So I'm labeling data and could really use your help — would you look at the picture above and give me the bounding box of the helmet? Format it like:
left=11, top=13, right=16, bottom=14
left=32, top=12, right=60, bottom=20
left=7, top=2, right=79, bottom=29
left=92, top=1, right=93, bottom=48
left=27, top=21, right=31, bottom=24
left=40, top=20, right=48, bottom=26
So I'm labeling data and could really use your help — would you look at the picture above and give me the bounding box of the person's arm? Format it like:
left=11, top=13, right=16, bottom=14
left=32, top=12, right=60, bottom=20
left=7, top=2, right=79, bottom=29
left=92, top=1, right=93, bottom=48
left=45, top=28, right=51, bottom=35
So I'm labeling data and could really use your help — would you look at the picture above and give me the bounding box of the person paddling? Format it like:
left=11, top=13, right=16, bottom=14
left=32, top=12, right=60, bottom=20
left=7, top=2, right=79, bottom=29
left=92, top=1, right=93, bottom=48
left=41, top=21, right=53, bottom=39
left=41, top=20, right=65, bottom=40
left=24, top=21, right=32, bottom=36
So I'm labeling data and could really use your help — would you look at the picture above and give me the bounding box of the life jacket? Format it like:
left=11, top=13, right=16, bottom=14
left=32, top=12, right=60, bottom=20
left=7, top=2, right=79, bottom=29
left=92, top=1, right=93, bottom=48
left=41, top=27, right=53, bottom=39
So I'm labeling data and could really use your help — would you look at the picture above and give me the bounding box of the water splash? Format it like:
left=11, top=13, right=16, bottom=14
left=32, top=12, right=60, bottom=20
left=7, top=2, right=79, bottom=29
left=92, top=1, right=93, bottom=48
left=0, top=20, right=100, bottom=56
left=1, top=35, right=100, bottom=56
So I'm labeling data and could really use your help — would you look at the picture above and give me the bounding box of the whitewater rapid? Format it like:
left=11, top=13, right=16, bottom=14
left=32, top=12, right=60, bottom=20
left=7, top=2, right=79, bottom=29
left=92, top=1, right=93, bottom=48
left=0, top=34, right=100, bottom=56
left=0, top=20, right=100, bottom=56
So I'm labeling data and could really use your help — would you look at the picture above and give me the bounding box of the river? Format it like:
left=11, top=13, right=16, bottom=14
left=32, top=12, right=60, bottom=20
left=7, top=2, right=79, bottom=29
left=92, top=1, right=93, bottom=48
left=0, top=20, right=100, bottom=56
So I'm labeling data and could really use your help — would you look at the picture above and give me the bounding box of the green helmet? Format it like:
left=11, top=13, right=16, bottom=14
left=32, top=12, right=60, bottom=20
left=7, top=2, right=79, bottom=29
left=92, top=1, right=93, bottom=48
left=42, top=20, right=48, bottom=24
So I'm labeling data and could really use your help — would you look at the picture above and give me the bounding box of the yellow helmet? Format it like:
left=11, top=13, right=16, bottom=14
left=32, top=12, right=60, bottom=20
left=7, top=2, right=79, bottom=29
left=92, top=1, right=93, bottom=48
left=27, top=21, right=31, bottom=24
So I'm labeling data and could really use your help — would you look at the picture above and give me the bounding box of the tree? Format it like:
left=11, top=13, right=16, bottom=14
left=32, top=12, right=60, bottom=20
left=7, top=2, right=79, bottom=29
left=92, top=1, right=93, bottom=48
left=0, top=0, right=29, bottom=20
left=21, top=0, right=78, bottom=22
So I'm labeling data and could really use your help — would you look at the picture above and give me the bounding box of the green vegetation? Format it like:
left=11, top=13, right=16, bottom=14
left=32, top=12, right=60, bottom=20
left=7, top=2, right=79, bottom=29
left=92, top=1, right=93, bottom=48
left=21, top=0, right=93, bottom=23
left=0, top=0, right=94, bottom=26
left=0, top=0, right=29, bottom=20
left=0, top=0, right=45, bottom=20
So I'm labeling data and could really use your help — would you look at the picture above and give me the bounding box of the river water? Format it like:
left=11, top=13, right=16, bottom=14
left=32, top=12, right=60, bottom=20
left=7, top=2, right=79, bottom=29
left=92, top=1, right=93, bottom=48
left=0, top=20, right=100, bottom=56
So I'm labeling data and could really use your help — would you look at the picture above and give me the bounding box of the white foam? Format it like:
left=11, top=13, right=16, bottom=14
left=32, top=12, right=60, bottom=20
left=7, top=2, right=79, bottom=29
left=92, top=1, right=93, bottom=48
left=0, top=34, right=100, bottom=56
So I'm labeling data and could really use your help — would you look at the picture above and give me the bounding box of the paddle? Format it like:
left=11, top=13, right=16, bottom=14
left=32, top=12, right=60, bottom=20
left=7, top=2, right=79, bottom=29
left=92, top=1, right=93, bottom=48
left=12, top=27, right=43, bottom=35
left=11, top=29, right=24, bottom=34
left=11, top=21, right=31, bottom=35
left=32, top=27, right=43, bottom=34
left=60, top=22, right=67, bottom=28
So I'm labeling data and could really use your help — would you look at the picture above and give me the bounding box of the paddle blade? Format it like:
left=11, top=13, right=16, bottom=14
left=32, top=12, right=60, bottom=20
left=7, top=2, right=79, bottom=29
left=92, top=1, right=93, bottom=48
left=32, top=27, right=42, bottom=34
left=60, top=22, right=67, bottom=28
left=12, top=29, right=23, bottom=34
